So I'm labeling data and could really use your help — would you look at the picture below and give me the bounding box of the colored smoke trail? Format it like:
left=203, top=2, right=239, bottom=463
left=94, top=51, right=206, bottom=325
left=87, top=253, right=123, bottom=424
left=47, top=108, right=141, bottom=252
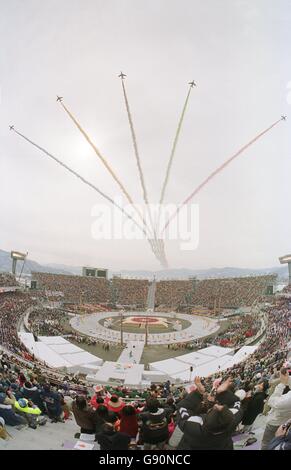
left=120, top=77, right=167, bottom=266
left=11, top=127, right=148, bottom=238
left=159, top=84, right=194, bottom=206
left=163, top=117, right=284, bottom=232
left=12, top=127, right=166, bottom=266
left=121, top=79, right=149, bottom=210
left=58, top=100, right=157, bottom=244
left=156, top=83, right=194, bottom=261
left=59, top=100, right=135, bottom=205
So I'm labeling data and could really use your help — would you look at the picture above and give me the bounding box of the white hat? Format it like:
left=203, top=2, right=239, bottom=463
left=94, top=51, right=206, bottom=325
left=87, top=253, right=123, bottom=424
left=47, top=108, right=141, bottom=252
left=235, top=389, right=246, bottom=401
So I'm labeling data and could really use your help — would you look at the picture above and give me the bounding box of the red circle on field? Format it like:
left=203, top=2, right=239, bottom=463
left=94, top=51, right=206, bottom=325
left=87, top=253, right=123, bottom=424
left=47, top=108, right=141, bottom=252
left=131, top=317, right=160, bottom=323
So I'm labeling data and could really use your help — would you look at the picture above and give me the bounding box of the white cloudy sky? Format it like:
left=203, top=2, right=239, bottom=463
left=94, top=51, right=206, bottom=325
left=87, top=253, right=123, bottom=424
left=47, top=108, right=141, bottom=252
left=0, top=0, right=290, bottom=271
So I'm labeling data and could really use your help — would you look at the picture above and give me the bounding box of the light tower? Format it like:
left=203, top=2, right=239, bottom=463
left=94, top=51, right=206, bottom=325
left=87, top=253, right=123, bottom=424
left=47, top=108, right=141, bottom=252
left=10, top=251, right=27, bottom=276
left=279, top=254, right=291, bottom=285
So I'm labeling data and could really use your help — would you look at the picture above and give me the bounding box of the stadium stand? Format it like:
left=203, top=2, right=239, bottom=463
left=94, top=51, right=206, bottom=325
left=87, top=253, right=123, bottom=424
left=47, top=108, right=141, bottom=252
left=32, top=272, right=110, bottom=304
left=155, top=275, right=276, bottom=310
left=0, top=272, right=290, bottom=450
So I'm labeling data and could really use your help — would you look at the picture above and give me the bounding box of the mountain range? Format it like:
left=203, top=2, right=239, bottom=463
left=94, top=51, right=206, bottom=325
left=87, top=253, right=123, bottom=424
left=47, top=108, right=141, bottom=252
left=0, top=249, right=288, bottom=281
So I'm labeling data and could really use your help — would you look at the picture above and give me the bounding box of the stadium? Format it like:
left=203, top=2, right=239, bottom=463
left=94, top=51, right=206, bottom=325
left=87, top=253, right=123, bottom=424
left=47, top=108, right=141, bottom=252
left=0, top=267, right=290, bottom=450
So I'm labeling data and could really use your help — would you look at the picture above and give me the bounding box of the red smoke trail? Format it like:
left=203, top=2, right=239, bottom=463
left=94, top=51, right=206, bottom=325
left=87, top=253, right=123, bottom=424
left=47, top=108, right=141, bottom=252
left=163, top=117, right=283, bottom=232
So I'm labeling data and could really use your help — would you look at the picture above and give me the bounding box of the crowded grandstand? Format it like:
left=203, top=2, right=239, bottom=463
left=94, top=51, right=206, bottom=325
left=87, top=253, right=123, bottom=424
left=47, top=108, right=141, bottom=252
left=0, top=270, right=290, bottom=450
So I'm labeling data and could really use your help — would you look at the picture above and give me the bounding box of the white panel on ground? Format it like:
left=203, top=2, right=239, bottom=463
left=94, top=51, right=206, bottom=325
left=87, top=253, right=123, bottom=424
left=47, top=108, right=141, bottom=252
left=62, top=351, right=103, bottom=366
left=149, top=358, right=190, bottom=375
left=90, top=361, right=144, bottom=387
left=198, top=345, right=233, bottom=358
left=39, top=336, right=69, bottom=345
left=18, top=332, right=35, bottom=349
left=175, top=351, right=216, bottom=366
left=117, top=341, right=144, bottom=364
left=142, top=371, right=169, bottom=382
left=170, top=355, right=233, bottom=382
left=32, top=343, right=73, bottom=368
left=219, top=345, right=258, bottom=369
left=18, top=334, right=103, bottom=369
left=49, top=343, right=82, bottom=354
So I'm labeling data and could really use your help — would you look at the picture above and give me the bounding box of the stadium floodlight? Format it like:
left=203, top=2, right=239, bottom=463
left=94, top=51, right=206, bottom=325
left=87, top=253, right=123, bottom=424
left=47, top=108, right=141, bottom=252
left=279, top=254, right=291, bottom=285
left=11, top=251, right=27, bottom=275
left=11, top=251, right=26, bottom=260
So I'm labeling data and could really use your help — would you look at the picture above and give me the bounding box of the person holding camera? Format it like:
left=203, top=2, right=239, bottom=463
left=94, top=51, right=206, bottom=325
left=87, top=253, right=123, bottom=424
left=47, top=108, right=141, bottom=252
left=267, top=419, right=291, bottom=450
left=261, top=368, right=291, bottom=450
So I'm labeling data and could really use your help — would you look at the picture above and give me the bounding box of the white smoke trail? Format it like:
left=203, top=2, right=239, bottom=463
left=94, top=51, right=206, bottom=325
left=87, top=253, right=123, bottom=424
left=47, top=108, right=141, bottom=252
left=11, top=127, right=147, bottom=237
left=120, top=77, right=167, bottom=266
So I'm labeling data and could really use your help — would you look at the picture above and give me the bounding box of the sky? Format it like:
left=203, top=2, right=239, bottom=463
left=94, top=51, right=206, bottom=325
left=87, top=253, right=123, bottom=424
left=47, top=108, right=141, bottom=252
left=0, top=0, right=290, bottom=271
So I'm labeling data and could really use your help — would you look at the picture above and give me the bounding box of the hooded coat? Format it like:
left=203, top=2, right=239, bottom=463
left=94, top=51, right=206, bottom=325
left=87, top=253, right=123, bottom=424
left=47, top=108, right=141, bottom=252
left=176, top=396, right=244, bottom=450
left=0, top=394, right=26, bottom=426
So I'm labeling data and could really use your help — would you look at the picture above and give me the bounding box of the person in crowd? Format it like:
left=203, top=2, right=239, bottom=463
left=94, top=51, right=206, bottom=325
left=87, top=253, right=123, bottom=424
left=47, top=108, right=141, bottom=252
left=90, top=385, right=105, bottom=410
left=0, top=392, right=27, bottom=427
left=241, top=379, right=268, bottom=430
left=95, top=404, right=119, bottom=433
left=139, top=398, right=170, bottom=450
left=261, top=370, right=291, bottom=450
left=106, top=394, right=125, bottom=416
left=14, top=398, right=46, bottom=429
left=177, top=401, right=244, bottom=450
left=96, top=422, right=131, bottom=450
left=41, top=384, right=63, bottom=423
left=21, top=381, right=46, bottom=413
left=72, top=395, right=98, bottom=435
left=267, top=420, right=291, bottom=450
left=119, top=404, right=139, bottom=439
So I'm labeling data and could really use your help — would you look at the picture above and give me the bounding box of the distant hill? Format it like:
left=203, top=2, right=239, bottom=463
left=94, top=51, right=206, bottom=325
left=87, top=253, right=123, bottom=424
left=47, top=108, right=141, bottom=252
left=0, top=250, right=71, bottom=276
left=0, top=248, right=287, bottom=281
left=110, top=266, right=288, bottom=280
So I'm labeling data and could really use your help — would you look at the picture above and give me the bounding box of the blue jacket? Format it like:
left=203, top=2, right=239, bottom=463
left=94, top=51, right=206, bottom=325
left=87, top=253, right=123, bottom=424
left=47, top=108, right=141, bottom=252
left=0, top=394, right=25, bottom=426
left=40, top=389, right=62, bottom=413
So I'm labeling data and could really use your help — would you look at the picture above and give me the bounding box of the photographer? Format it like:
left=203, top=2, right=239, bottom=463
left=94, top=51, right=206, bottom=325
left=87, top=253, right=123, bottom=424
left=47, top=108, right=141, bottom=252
left=261, top=368, right=291, bottom=450
left=267, top=420, right=291, bottom=450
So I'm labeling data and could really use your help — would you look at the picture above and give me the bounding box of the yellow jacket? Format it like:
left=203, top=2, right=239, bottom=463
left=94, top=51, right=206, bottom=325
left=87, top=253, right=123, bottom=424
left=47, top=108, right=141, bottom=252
left=14, top=399, right=41, bottom=415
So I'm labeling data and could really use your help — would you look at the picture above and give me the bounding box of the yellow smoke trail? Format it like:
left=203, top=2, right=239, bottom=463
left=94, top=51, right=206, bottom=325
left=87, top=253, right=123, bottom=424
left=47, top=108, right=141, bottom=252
left=58, top=100, right=168, bottom=266
left=59, top=101, right=134, bottom=204
left=159, top=84, right=195, bottom=206
left=156, top=83, right=195, bottom=261
left=11, top=127, right=147, bottom=237
left=58, top=100, right=158, bottom=240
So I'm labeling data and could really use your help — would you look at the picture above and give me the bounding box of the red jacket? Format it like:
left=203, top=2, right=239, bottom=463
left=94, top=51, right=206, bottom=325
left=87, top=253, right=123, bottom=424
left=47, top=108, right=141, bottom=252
left=90, top=395, right=103, bottom=410
left=120, top=414, right=138, bottom=438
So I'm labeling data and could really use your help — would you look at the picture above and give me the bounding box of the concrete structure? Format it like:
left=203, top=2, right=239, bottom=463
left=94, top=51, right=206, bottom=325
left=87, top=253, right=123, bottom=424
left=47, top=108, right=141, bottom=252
left=10, top=250, right=27, bottom=275
left=18, top=333, right=103, bottom=372
left=70, top=311, right=220, bottom=345
left=149, top=344, right=259, bottom=383
left=279, top=254, right=291, bottom=285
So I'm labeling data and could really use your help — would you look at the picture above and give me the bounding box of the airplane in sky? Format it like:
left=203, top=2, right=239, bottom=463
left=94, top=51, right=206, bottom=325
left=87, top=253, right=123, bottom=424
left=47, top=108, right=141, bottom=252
left=281, top=115, right=287, bottom=120
left=9, top=125, right=14, bottom=131
left=56, top=96, right=63, bottom=102
left=118, top=72, right=126, bottom=79
left=189, top=80, right=197, bottom=87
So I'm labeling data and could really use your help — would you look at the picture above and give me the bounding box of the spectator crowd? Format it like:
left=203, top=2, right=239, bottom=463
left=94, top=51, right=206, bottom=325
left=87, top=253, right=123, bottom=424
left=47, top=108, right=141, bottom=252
left=0, top=272, right=290, bottom=450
